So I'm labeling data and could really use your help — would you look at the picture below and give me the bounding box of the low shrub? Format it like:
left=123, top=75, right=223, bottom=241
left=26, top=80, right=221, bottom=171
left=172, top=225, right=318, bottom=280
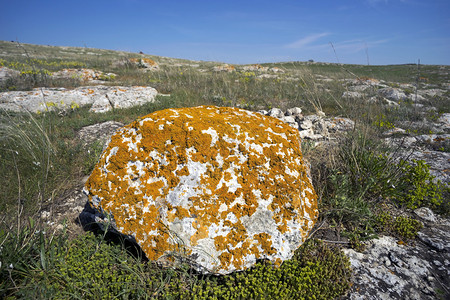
left=175, top=239, right=351, bottom=300
left=1, top=225, right=351, bottom=299
left=396, top=159, right=449, bottom=212
left=375, top=211, right=423, bottom=241
left=319, top=130, right=447, bottom=245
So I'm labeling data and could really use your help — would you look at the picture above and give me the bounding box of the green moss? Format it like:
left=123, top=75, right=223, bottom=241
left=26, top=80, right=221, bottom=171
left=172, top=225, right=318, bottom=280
left=40, top=232, right=145, bottom=299
left=397, top=160, right=448, bottom=212
left=375, top=212, right=423, bottom=241
left=171, top=239, right=351, bottom=300
left=393, top=216, right=423, bottom=240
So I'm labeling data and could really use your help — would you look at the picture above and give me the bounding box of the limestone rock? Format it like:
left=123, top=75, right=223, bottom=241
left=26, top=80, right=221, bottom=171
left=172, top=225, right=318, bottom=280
left=285, top=107, right=302, bottom=117
left=343, top=231, right=450, bottom=300
left=77, top=121, right=124, bottom=149
left=83, top=106, right=318, bottom=275
left=414, top=207, right=437, bottom=223
left=343, top=91, right=364, bottom=98
left=213, top=64, right=235, bottom=72
left=408, top=94, right=426, bottom=102
left=326, top=117, right=355, bottom=133
left=299, top=119, right=313, bottom=130
left=437, top=113, right=450, bottom=132
left=418, top=89, right=445, bottom=98
left=382, top=127, right=407, bottom=136
left=0, top=66, right=20, bottom=83
left=0, top=85, right=158, bottom=113
left=267, top=107, right=284, bottom=118
left=51, top=68, right=116, bottom=83
left=269, top=67, right=285, bottom=73
left=242, top=64, right=268, bottom=72
left=280, top=115, right=298, bottom=129
left=129, top=58, right=159, bottom=70
left=377, top=88, right=407, bottom=101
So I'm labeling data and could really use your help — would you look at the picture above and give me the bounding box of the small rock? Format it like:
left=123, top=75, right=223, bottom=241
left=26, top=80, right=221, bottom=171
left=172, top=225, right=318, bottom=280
left=300, top=119, right=313, bottom=130
left=382, top=127, right=407, bottom=136
left=414, top=207, right=437, bottom=222
left=409, top=94, right=426, bottom=102
left=0, top=66, right=20, bottom=83
left=377, top=88, right=408, bottom=101
left=326, top=117, right=355, bottom=133
left=267, top=107, right=284, bottom=118
left=257, top=110, right=268, bottom=115
left=383, top=98, right=400, bottom=106
left=280, top=116, right=298, bottom=129
left=213, top=64, right=235, bottom=72
left=128, top=58, right=159, bottom=70
left=437, top=113, right=450, bottom=131
left=343, top=91, right=364, bottom=98
left=418, top=89, right=445, bottom=97
left=77, top=121, right=124, bottom=149
left=285, top=107, right=302, bottom=116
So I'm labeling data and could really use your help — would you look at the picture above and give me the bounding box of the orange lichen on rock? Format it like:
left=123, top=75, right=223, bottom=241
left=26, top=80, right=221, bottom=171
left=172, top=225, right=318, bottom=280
left=129, top=58, right=159, bottom=69
left=83, top=106, right=318, bottom=275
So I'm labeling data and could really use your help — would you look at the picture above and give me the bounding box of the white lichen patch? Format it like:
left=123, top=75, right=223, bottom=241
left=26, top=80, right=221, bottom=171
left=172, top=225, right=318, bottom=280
left=84, top=106, right=318, bottom=275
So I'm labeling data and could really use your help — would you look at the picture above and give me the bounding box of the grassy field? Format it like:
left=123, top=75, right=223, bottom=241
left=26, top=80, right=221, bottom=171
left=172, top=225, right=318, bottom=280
left=0, top=40, right=449, bottom=299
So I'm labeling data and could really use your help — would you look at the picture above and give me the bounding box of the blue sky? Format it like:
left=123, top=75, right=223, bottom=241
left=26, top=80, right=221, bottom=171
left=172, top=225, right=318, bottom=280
left=1, top=0, right=449, bottom=65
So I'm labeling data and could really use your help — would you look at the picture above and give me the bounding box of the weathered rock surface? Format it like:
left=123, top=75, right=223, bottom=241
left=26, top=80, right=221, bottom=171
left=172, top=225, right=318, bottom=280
left=385, top=133, right=450, bottom=184
left=213, top=64, right=235, bottom=72
left=0, top=66, right=20, bottom=83
left=82, top=106, right=318, bottom=275
left=343, top=210, right=450, bottom=300
left=77, top=121, right=125, bottom=149
left=377, top=87, right=408, bottom=101
left=128, top=58, right=160, bottom=70
left=0, top=85, right=158, bottom=113
left=51, top=68, right=116, bottom=83
left=242, top=64, right=268, bottom=72
left=261, top=107, right=354, bottom=140
left=343, top=91, right=365, bottom=99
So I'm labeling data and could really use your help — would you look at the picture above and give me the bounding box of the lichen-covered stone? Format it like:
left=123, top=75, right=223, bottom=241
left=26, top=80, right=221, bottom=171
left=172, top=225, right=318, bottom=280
left=83, top=106, right=318, bottom=274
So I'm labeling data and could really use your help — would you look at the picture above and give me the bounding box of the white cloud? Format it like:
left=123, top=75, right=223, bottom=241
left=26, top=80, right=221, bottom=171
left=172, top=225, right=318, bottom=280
left=285, top=33, right=330, bottom=49
left=331, top=39, right=389, bottom=53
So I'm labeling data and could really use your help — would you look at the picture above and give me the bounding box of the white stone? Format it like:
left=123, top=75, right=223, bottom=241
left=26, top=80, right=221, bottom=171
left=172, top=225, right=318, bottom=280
left=343, top=91, right=364, bottom=98
left=268, top=108, right=284, bottom=118
left=300, top=119, right=313, bottom=130
left=0, top=85, right=158, bottom=113
left=285, top=107, right=302, bottom=116
left=377, top=88, right=407, bottom=101
left=414, top=207, right=437, bottom=222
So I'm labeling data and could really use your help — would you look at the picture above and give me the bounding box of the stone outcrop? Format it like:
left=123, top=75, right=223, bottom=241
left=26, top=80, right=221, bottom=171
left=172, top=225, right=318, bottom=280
left=377, top=88, right=408, bottom=101
left=343, top=208, right=450, bottom=300
left=77, top=121, right=125, bottom=149
left=260, top=107, right=354, bottom=140
left=51, top=68, right=116, bottom=83
left=242, top=64, right=268, bottom=72
left=83, top=106, right=318, bottom=275
left=0, top=66, right=20, bottom=83
left=0, top=85, right=158, bottom=113
left=129, top=58, right=159, bottom=70
left=213, top=64, right=235, bottom=72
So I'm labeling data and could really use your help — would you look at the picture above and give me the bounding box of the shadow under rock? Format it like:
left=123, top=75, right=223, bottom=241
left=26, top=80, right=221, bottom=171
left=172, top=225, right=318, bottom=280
left=76, top=201, right=148, bottom=262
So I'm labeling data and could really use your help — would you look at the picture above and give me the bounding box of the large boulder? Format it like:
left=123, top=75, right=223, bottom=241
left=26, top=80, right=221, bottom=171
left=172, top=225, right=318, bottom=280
left=83, top=106, right=318, bottom=275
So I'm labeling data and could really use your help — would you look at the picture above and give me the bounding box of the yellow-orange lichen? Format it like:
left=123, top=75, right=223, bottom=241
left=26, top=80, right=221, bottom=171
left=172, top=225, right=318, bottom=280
left=84, top=106, right=318, bottom=274
left=129, top=58, right=158, bottom=68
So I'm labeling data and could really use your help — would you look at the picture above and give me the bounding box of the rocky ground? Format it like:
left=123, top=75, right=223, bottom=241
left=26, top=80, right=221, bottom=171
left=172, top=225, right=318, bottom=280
left=1, top=58, right=449, bottom=298
left=42, top=105, right=449, bottom=299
